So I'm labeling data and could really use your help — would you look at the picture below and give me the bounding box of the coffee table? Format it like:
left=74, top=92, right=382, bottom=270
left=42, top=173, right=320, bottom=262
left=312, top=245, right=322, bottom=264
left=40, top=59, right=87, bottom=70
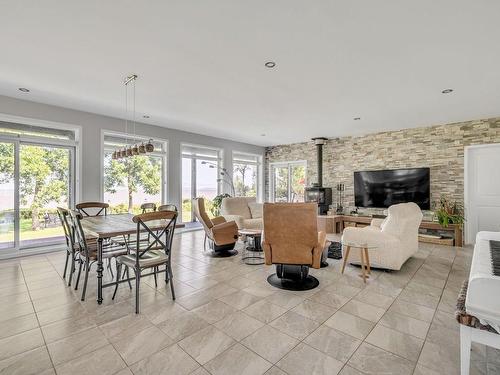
left=239, top=229, right=264, bottom=265
left=340, top=240, right=377, bottom=283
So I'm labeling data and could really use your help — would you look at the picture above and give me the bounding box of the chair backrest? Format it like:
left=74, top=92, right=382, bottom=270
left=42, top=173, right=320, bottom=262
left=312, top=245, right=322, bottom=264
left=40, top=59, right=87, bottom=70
left=192, top=198, right=214, bottom=232
left=140, top=203, right=157, bottom=213
left=220, top=197, right=255, bottom=219
left=263, top=203, right=319, bottom=265
left=381, top=202, right=423, bottom=242
left=76, top=202, right=109, bottom=217
left=131, top=210, right=178, bottom=265
left=57, top=207, right=72, bottom=250
left=67, top=210, right=90, bottom=258
left=158, top=204, right=178, bottom=212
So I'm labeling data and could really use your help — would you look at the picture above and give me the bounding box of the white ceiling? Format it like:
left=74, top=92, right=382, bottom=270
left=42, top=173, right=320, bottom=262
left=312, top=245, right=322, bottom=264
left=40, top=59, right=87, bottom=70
left=0, top=1, right=499, bottom=146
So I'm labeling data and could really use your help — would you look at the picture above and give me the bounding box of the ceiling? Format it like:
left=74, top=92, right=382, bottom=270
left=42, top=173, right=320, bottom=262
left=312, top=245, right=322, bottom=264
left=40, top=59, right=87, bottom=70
left=0, top=1, right=499, bottom=146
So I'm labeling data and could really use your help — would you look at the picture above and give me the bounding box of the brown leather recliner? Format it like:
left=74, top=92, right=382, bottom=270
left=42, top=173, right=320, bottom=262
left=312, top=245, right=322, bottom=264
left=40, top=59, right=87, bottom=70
left=262, top=203, right=327, bottom=290
left=192, top=198, right=239, bottom=256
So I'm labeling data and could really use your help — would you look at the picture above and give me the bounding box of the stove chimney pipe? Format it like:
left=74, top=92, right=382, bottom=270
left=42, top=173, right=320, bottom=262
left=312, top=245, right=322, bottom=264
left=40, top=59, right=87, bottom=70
left=311, top=137, right=328, bottom=187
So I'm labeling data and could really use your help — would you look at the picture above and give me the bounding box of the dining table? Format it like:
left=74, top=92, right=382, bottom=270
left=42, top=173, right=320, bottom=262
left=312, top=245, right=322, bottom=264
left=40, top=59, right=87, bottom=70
left=80, top=213, right=184, bottom=305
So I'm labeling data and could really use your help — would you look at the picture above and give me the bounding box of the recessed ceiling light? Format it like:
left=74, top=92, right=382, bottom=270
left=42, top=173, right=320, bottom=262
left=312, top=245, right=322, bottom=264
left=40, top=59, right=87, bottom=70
left=354, top=117, right=361, bottom=120
left=143, top=115, right=150, bottom=119
left=441, top=89, right=453, bottom=94
left=260, top=133, right=266, bottom=136
left=264, top=62, right=276, bottom=68
left=18, top=88, right=30, bottom=92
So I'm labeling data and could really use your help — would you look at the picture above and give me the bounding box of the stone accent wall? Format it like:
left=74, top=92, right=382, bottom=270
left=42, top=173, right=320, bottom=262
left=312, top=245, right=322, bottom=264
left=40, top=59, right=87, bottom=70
left=265, top=117, right=500, bottom=212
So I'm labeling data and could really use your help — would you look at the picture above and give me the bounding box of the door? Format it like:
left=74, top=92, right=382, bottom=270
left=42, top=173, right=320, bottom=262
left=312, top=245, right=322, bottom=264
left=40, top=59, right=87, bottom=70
left=0, top=141, right=15, bottom=250
left=270, top=162, right=307, bottom=202
left=466, top=144, right=500, bottom=243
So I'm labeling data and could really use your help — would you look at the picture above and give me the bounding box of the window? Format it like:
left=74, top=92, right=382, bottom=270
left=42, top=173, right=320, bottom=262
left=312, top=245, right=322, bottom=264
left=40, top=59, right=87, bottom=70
left=232, top=151, right=261, bottom=198
left=103, top=133, right=167, bottom=214
left=0, top=119, right=77, bottom=253
left=181, top=144, right=222, bottom=222
left=270, top=161, right=307, bottom=202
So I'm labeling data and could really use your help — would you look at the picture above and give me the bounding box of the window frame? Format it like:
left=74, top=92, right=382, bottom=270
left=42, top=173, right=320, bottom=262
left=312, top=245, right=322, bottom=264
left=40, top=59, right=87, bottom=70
left=269, top=160, right=307, bottom=203
left=232, top=150, right=263, bottom=201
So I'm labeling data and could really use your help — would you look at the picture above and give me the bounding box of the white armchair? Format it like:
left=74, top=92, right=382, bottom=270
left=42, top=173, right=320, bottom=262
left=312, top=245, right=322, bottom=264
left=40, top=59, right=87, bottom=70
left=220, top=197, right=263, bottom=230
left=341, top=202, right=423, bottom=270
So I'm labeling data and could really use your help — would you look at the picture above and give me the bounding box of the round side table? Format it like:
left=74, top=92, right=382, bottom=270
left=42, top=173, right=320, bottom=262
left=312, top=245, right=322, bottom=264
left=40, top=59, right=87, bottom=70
left=239, top=229, right=265, bottom=265
left=340, top=241, right=378, bottom=283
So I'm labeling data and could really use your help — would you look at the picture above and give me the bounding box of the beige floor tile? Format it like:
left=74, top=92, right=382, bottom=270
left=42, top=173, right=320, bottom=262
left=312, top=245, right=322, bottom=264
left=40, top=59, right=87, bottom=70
left=98, top=313, right=152, bottom=343
left=157, top=311, right=210, bottom=342
left=0, top=313, right=39, bottom=340
left=241, top=325, right=299, bottom=363
left=418, top=340, right=459, bottom=375
left=0, top=328, right=44, bottom=361
left=130, top=344, right=199, bottom=375
left=243, top=299, right=287, bottom=323
left=354, top=289, right=394, bottom=309
left=264, top=366, right=287, bottom=375
left=142, top=299, right=187, bottom=324
left=304, top=325, right=361, bottom=363
left=387, top=300, right=435, bottom=323
left=0, top=301, right=34, bottom=323
left=192, top=300, right=237, bottom=324
left=308, top=291, right=350, bottom=309
left=291, top=299, right=336, bottom=323
left=398, top=289, right=440, bottom=309
left=0, top=346, right=52, bottom=374
left=42, top=315, right=97, bottom=343
left=405, top=280, right=443, bottom=298
left=365, top=325, right=424, bottom=361
left=176, top=290, right=216, bottom=310
left=217, top=290, right=262, bottom=310
left=55, top=344, right=126, bottom=375
left=269, top=311, right=320, bottom=340
left=179, top=326, right=235, bottom=365
left=338, top=365, right=365, bottom=375
left=47, top=326, right=109, bottom=365
left=364, top=280, right=402, bottom=298
left=324, top=283, right=362, bottom=299
left=325, top=310, right=375, bottom=340
left=188, top=367, right=209, bottom=375
left=277, top=343, right=343, bottom=375
left=348, top=343, right=414, bottom=375
left=113, top=325, right=173, bottom=365
left=265, top=291, right=306, bottom=309
left=214, top=311, right=264, bottom=341
left=242, top=283, right=276, bottom=298
left=205, top=343, right=272, bottom=375
left=37, top=301, right=87, bottom=326
left=340, top=299, right=386, bottom=323
left=379, top=311, right=430, bottom=339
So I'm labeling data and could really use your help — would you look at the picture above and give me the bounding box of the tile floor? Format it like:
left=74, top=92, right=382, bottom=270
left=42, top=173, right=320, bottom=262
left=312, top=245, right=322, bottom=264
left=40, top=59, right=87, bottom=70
left=0, top=230, right=498, bottom=375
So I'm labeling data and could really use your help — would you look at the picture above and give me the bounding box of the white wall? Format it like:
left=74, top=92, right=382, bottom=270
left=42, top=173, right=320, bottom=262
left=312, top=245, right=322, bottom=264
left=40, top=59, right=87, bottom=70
left=0, top=95, right=264, bottom=210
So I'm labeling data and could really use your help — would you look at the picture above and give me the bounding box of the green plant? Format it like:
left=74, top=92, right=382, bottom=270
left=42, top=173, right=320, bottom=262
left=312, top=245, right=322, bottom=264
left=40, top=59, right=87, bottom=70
left=434, top=195, right=465, bottom=227
left=210, top=193, right=231, bottom=216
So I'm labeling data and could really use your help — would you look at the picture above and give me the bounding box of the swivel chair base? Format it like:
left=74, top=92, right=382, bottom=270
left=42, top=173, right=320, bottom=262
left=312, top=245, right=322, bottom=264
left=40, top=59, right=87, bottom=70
left=267, top=264, right=319, bottom=291
left=204, top=238, right=238, bottom=258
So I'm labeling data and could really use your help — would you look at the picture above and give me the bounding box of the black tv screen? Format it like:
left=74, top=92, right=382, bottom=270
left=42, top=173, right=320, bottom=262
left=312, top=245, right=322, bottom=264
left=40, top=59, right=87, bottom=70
left=354, top=168, right=430, bottom=210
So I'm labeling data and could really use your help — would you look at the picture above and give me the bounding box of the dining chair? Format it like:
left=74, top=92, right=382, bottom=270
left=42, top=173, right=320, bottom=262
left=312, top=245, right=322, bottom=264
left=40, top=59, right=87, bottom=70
left=57, top=207, right=78, bottom=286
left=141, top=203, right=157, bottom=213
left=76, top=201, right=109, bottom=216
left=68, top=209, right=129, bottom=301
left=112, top=210, right=178, bottom=313
left=158, top=204, right=178, bottom=212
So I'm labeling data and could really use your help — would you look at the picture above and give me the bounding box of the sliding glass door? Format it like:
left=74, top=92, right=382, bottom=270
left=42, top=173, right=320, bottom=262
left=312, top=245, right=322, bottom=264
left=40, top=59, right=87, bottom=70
left=0, top=141, right=15, bottom=250
left=270, top=162, right=306, bottom=202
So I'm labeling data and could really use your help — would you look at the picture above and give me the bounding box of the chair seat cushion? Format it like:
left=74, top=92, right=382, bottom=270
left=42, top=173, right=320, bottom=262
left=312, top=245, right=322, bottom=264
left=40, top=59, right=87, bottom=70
left=116, top=250, right=168, bottom=268
left=456, top=279, right=498, bottom=334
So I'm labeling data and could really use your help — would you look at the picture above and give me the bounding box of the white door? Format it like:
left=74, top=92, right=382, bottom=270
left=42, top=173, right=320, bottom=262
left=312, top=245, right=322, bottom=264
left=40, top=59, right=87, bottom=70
left=466, top=144, right=500, bottom=244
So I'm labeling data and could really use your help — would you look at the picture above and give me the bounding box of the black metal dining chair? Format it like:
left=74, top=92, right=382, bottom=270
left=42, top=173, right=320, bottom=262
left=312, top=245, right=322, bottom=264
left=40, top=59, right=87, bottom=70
left=141, top=203, right=157, bottom=213
left=57, top=207, right=78, bottom=286
left=68, top=209, right=129, bottom=301
left=158, top=204, right=178, bottom=212
left=76, top=201, right=109, bottom=216
left=112, top=210, right=178, bottom=313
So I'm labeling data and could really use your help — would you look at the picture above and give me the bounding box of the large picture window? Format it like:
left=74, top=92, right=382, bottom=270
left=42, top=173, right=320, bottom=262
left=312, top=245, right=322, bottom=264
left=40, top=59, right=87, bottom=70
left=103, top=133, right=167, bottom=214
left=0, top=120, right=76, bottom=253
left=270, top=161, right=306, bottom=202
left=232, top=151, right=261, bottom=198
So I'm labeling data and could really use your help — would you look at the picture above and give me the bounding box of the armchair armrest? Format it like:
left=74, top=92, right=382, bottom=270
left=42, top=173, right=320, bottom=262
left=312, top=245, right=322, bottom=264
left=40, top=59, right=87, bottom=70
left=342, top=226, right=398, bottom=248
left=370, top=218, right=385, bottom=228
left=221, top=214, right=244, bottom=229
left=211, top=216, right=227, bottom=226
left=211, top=221, right=239, bottom=246
left=262, top=240, right=272, bottom=265
left=311, top=231, right=327, bottom=269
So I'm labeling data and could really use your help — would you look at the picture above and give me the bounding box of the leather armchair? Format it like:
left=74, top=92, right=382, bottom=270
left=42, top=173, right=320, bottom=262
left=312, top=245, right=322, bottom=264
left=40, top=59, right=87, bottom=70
left=192, top=198, right=239, bottom=255
left=262, top=203, right=326, bottom=290
left=342, top=202, right=423, bottom=270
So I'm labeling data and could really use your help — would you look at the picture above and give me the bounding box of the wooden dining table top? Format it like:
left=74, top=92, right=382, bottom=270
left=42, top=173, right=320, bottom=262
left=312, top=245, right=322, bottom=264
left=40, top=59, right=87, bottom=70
left=80, top=213, right=184, bottom=238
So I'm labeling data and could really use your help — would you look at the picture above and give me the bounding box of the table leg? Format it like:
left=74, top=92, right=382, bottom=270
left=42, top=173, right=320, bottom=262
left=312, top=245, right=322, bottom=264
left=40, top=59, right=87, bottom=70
left=364, top=247, right=371, bottom=274
left=359, top=248, right=366, bottom=283
left=97, top=238, right=103, bottom=305
left=341, top=245, right=351, bottom=274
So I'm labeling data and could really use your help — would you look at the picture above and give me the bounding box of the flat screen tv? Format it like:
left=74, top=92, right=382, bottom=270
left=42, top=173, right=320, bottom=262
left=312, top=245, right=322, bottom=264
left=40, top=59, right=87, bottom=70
left=354, top=168, right=430, bottom=210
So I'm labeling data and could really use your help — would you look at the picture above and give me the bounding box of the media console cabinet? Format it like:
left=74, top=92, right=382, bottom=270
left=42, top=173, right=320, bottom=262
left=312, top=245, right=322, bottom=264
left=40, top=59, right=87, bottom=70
left=317, top=214, right=463, bottom=247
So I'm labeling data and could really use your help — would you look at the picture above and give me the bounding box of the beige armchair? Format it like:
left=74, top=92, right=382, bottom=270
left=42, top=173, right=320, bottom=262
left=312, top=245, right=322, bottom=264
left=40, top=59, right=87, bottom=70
left=342, top=202, right=423, bottom=270
left=192, top=198, right=239, bottom=256
left=262, top=203, right=326, bottom=290
left=220, top=197, right=263, bottom=230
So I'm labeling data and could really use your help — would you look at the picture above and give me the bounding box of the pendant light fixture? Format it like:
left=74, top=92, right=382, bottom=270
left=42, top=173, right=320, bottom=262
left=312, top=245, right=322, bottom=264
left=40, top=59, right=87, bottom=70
left=111, top=74, right=157, bottom=159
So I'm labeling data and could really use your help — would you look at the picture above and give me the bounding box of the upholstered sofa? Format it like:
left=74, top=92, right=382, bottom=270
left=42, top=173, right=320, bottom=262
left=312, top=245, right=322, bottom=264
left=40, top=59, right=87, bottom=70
left=220, top=197, right=263, bottom=230
left=341, top=202, right=423, bottom=270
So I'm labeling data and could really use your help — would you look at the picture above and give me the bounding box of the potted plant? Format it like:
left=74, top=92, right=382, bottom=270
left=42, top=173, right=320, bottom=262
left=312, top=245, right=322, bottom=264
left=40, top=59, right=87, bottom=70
left=434, top=195, right=465, bottom=227
left=210, top=193, right=231, bottom=216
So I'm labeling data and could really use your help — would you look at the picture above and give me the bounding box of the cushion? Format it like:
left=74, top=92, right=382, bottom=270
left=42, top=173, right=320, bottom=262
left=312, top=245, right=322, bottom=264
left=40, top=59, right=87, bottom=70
left=221, top=197, right=252, bottom=219
left=248, top=202, right=263, bottom=219
left=456, top=279, right=498, bottom=333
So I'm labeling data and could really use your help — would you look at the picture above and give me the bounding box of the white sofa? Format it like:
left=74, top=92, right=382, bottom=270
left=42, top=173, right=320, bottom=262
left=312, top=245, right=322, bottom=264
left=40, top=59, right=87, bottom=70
left=220, top=197, right=263, bottom=230
left=341, top=202, right=423, bottom=270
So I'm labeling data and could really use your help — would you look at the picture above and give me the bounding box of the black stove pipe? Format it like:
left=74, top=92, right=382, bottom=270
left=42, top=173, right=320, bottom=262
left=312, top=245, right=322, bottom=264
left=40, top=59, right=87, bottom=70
left=311, top=137, right=328, bottom=187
